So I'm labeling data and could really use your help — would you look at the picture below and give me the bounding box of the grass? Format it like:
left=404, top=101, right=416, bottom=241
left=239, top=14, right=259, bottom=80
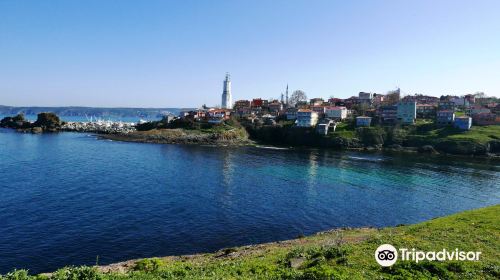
left=330, top=121, right=356, bottom=139
left=406, top=123, right=500, bottom=145
left=3, top=204, right=499, bottom=279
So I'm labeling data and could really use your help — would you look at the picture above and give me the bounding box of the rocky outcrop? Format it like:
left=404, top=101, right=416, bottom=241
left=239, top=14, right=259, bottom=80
left=435, top=140, right=489, bottom=155
left=0, top=112, right=62, bottom=133
left=0, top=114, right=32, bottom=129
left=101, top=128, right=252, bottom=146
left=33, top=112, right=61, bottom=132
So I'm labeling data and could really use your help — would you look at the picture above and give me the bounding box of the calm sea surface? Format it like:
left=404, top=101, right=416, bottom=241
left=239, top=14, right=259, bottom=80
left=0, top=128, right=499, bottom=274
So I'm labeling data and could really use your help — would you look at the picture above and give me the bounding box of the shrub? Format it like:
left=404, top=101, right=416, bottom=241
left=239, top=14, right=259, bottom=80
left=133, top=258, right=164, bottom=273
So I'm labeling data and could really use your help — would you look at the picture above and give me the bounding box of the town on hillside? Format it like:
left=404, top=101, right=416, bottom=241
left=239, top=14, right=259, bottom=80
left=176, top=74, right=500, bottom=135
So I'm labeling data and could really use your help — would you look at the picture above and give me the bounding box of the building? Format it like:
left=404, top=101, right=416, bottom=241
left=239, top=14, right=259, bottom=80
left=356, top=116, right=372, bottom=127
left=372, top=94, right=385, bottom=105
left=296, top=109, right=319, bottom=127
left=325, top=106, right=347, bottom=120
left=450, top=96, right=470, bottom=108
left=469, top=105, right=491, bottom=115
left=378, top=105, right=397, bottom=124
left=251, top=98, right=264, bottom=108
left=358, top=92, right=373, bottom=105
left=311, top=106, right=326, bottom=117
left=397, top=101, right=417, bottom=124
left=309, top=98, right=324, bottom=106
left=454, top=116, right=472, bottom=130
left=416, top=104, right=437, bottom=119
left=236, top=107, right=253, bottom=118
left=436, top=110, right=455, bottom=126
left=438, top=101, right=455, bottom=111
left=402, top=94, right=439, bottom=105
left=472, top=113, right=499, bottom=126
left=286, top=107, right=298, bottom=120
left=268, top=101, right=283, bottom=114
left=221, top=73, right=232, bottom=109
left=233, top=100, right=250, bottom=110
left=316, top=119, right=336, bottom=135
left=383, top=88, right=400, bottom=105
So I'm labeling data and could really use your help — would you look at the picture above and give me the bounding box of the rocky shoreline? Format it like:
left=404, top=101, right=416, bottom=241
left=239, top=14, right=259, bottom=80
left=100, top=128, right=254, bottom=146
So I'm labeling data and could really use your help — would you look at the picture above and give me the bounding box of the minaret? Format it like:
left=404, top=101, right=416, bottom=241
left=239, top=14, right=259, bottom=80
left=285, top=84, right=289, bottom=107
left=221, top=73, right=232, bottom=109
left=280, top=92, right=284, bottom=104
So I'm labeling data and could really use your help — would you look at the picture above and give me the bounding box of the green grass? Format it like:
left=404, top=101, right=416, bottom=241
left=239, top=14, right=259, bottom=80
left=331, top=121, right=356, bottom=139
left=406, top=124, right=500, bottom=145
left=3, top=205, right=499, bottom=279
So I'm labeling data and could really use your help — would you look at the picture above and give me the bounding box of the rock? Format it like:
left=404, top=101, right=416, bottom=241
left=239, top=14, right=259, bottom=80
left=289, top=257, right=306, bottom=268
left=385, top=144, right=403, bottom=150
left=488, top=140, right=500, bottom=154
left=0, top=114, right=32, bottom=129
left=436, top=140, right=488, bottom=155
left=30, top=127, right=43, bottom=134
left=34, top=112, right=61, bottom=130
left=418, top=145, right=439, bottom=154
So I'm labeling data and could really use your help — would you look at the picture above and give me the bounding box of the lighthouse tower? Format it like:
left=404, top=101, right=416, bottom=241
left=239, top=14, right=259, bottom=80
left=221, top=73, right=232, bottom=109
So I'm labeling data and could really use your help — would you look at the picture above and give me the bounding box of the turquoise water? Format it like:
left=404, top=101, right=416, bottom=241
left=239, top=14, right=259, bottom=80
left=0, top=128, right=499, bottom=273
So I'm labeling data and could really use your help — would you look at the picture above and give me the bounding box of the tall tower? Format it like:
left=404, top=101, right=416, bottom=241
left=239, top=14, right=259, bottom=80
left=221, top=73, right=232, bottom=109
left=285, top=84, right=289, bottom=107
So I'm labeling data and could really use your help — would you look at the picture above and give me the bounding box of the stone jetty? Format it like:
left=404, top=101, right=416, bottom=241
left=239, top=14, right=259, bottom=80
left=61, top=120, right=136, bottom=134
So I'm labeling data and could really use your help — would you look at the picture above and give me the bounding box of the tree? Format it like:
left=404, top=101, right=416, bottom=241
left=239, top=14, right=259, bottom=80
left=289, top=90, right=308, bottom=107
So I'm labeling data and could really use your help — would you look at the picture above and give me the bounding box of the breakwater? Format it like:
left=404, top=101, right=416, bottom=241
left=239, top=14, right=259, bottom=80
left=62, top=121, right=136, bottom=134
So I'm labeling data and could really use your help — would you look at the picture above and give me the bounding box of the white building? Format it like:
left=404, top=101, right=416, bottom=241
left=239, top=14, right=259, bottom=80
left=221, top=73, right=232, bottom=109
left=296, top=109, right=319, bottom=127
left=397, top=101, right=417, bottom=124
left=325, top=106, right=347, bottom=120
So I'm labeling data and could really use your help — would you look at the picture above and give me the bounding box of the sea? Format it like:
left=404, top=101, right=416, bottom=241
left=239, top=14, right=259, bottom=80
left=0, top=123, right=499, bottom=274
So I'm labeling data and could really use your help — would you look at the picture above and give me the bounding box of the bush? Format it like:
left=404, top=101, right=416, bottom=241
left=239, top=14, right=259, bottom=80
left=133, top=258, right=164, bottom=273
left=50, top=266, right=102, bottom=280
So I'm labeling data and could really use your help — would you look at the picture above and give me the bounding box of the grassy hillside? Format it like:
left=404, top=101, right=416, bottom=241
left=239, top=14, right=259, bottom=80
left=3, top=205, right=499, bottom=279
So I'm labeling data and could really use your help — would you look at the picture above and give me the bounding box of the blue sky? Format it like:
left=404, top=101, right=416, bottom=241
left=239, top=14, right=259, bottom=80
left=1, top=0, right=499, bottom=107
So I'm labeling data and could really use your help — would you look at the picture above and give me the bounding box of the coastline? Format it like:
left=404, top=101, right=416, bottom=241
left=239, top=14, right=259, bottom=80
left=22, top=204, right=500, bottom=279
left=98, top=129, right=500, bottom=160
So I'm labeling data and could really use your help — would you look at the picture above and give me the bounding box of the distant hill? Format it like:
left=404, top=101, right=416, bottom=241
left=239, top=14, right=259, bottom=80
left=0, top=105, right=191, bottom=119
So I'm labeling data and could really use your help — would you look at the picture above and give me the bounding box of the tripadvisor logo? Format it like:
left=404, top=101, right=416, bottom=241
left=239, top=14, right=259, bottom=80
left=375, top=244, right=482, bottom=267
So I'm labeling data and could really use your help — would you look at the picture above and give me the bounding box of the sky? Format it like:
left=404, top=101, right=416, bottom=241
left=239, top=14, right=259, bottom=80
left=1, top=0, right=499, bottom=108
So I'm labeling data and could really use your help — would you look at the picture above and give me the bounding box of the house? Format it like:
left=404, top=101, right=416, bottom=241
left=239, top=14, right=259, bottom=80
left=234, top=100, right=251, bottom=110
left=207, top=109, right=231, bottom=120
left=325, top=106, right=347, bottom=120
left=469, top=105, right=491, bottom=115
left=436, top=110, right=455, bottom=126
left=438, top=101, right=455, bottom=111
left=286, top=107, right=298, bottom=120
left=372, top=94, right=385, bottom=105
left=251, top=98, right=264, bottom=109
left=316, top=119, right=336, bottom=135
left=343, top=96, right=360, bottom=109
left=378, top=105, right=397, bottom=124
left=356, top=116, right=372, bottom=127
left=268, top=101, right=283, bottom=114
left=397, top=101, right=417, bottom=124
left=311, top=106, right=326, bottom=117
left=236, top=107, right=253, bottom=118
left=358, top=92, right=373, bottom=105
left=416, top=104, right=437, bottom=119
left=450, top=96, right=470, bottom=108
left=402, top=94, right=439, bottom=105
left=296, top=109, right=319, bottom=127
left=309, top=98, right=324, bottom=106
left=454, top=116, right=472, bottom=130
left=472, top=113, right=499, bottom=126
